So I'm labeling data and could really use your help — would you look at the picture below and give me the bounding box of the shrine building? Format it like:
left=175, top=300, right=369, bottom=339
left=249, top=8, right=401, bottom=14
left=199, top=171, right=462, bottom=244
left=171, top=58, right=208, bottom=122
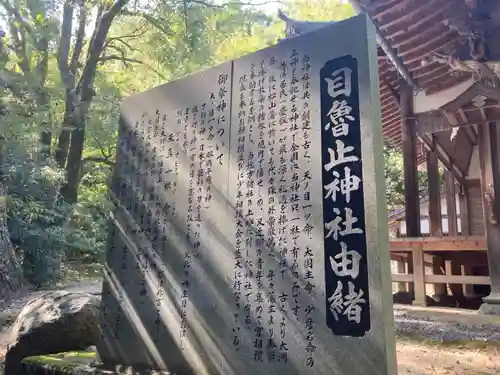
left=280, top=0, right=500, bottom=313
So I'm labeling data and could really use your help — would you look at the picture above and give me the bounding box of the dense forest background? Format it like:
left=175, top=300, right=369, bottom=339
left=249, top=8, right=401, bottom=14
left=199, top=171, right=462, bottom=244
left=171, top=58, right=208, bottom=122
left=0, top=0, right=426, bottom=297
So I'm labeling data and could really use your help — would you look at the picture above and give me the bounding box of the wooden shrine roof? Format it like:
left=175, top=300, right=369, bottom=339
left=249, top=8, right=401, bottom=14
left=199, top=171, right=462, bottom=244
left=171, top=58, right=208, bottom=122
left=349, top=0, right=500, bottom=164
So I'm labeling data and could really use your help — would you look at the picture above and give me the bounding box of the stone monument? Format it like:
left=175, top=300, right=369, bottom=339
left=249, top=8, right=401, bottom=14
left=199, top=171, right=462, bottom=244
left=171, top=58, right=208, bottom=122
left=98, top=13, right=397, bottom=375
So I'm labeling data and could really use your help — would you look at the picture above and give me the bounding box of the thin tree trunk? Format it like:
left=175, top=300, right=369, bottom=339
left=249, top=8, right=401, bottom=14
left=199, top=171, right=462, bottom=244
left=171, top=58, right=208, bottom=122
left=0, top=98, right=25, bottom=294
left=0, top=101, right=24, bottom=299
left=0, top=183, right=24, bottom=298
left=0, top=115, right=24, bottom=300
left=38, top=89, right=52, bottom=157
left=54, top=96, right=74, bottom=168
left=60, top=0, right=128, bottom=203
left=60, top=116, right=85, bottom=204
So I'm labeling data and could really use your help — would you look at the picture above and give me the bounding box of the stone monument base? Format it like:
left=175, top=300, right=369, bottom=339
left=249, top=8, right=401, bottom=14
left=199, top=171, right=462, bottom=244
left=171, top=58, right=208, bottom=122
left=478, top=293, right=500, bottom=315
left=20, top=352, right=169, bottom=375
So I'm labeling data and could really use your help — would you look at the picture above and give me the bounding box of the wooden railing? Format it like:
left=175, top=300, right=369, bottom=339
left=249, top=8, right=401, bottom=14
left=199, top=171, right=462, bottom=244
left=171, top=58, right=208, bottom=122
left=389, top=236, right=488, bottom=305
left=390, top=236, right=486, bottom=252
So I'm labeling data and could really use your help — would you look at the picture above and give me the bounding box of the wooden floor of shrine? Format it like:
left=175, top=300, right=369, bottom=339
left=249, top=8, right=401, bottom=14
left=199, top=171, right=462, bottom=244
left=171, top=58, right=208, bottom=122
left=389, top=236, right=490, bottom=308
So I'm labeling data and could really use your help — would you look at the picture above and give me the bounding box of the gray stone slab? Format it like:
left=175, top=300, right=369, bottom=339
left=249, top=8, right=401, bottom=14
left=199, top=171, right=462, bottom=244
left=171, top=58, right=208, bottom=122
left=98, top=62, right=234, bottom=374
left=98, top=13, right=397, bottom=375
left=223, top=14, right=396, bottom=375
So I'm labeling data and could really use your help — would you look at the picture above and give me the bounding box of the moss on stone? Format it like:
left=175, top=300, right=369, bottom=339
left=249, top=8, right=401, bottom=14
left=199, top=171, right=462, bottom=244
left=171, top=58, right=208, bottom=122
left=21, top=351, right=98, bottom=375
left=21, top=352, right=171, bottom=375
left=23, top=351, right=96, bottom=366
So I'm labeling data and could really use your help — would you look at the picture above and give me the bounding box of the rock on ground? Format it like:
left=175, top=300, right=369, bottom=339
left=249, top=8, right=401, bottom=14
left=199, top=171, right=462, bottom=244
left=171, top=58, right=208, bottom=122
left=4, top=291, right=100, bottom=375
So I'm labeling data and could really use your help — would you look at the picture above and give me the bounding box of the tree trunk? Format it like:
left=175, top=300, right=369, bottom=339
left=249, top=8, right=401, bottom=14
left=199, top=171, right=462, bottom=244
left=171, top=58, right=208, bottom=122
left=39, top=89, right=52, bottom=158
left=0, top=182, right=24, bottom=301
left=0, top=101, right=24, bottom=300
left=54, top=93, right=75, bottom=168
left=60, top=115, right=85, bottom=204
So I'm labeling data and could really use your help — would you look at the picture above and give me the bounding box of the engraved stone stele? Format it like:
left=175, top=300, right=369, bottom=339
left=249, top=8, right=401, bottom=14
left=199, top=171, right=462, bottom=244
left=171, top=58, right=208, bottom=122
left=97, top=13, right=397, bottom=375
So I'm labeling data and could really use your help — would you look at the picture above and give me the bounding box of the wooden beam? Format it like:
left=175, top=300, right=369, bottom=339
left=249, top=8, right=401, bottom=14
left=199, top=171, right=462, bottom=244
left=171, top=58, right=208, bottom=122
left=418, top=133, right=465, bottom=183
left=459, top=183, right=471, bottom=235
left=462, top=262, right=475, bottom=295
left=382, top=0, right=451, bottom=40
left=427, top=137, right=443, bottom=236
left=478, top=121, right=500, bottom=303
left=463, top=125, right=478, bottom=145
left=415, top=109, right=500, bottom=135
left=391, top=274, right=491, bottom=285
left=445, top=171, right=458, bottom=236
left=392, top=274, right=414, bottom=283
left=432, top=254, right=447, bottom=296
left=383, top=80, right=400, bottom=110
left=425, top=275, right=490, bottom=285
left=390, top=236, right=487, bottom=252
left=348, top=0, right=419, bottom=89
left=449, top=259, right=464, bottom=298
left=401, top=81, right=421, bottom=237
left=396, top=261, right=407, bottom=292
left=417, top=65, right=454, bottom=87
left=412, top=243, right=427, bottom=306
left=400, top=80, right=419, bottom=299
left=442, top=110, right=459, bottom=126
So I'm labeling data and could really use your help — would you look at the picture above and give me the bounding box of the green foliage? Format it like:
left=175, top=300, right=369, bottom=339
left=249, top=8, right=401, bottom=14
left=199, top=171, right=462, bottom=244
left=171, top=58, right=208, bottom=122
left=1, top=0, right=411, bottom=287
left=384, top=146, right=429, bottom=212
left=283, top=0, right=355, bottom=21
left=0, top=0, right=288, bottom=286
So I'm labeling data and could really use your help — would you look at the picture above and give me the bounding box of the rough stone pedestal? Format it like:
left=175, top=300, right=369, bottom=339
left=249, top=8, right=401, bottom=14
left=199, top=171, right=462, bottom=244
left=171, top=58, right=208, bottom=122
left=479, top=293, right=500, bottom=315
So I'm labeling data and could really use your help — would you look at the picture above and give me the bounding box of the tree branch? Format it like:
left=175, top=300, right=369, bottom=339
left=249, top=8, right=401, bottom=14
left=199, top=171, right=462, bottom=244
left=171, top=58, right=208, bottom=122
left=77, top=0, right=130, bottom=100
left=61, top=0, right=130, bottom=202
left=81, top=156, right=115, bottom=167
left=36, top=39, right=49, bottom=86
left=7, top=19, right=29, bottom=74
left=181, top=0, right=283, bottom=7
left=57, top=0, right=74, bottom=90
left=98, top=54, right=143, bottom=66
left=0, top=0, right=35, bottom=35
left=70, top=0, right=87, bottom=76
left=121, top=10, right=175, bottom=35
left=104, top=27, right=148, bottom=52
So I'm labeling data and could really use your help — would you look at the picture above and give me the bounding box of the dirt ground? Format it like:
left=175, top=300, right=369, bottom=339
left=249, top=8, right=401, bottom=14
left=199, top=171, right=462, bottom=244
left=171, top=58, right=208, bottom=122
left=396, top=340, right=499, bottom=375
left=0, top=284, right=499, bottom=374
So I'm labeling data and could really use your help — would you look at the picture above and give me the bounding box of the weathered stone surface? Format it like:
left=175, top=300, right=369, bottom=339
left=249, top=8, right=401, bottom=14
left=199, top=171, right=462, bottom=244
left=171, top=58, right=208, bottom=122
left=99, top=13, right=397, bottom=375
left=5, top=291, right=100, bottom=375
left=22, top=351, right=170, bottom=375
left=21, top=351, right=97, bottom=375
left=479, top=293, right=500, bottom=315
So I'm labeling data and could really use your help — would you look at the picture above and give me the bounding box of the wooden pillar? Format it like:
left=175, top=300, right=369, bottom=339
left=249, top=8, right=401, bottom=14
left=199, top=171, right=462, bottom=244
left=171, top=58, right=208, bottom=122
left=478, top=122, right=500, bottom=314
left=400, top=81, right=419, bottom=298
left=459, top=184, right=470, bottom=235
left=432, top=256, right=447, bottom=297
left=462, top=263, right=475, bottom=296
left=427, top=141, right=442, bottom=236
left=397, top=261, right=407, bottom=292
left=427, top=137, right=447, bottom=297
left=445, top=171, right=458, bottom=236
left=446, top=171, right=461, bottom=299
left=412, top=243, right=427, bottom=306
left=449, top=259, right=464, bottom=299
left=401, top=81, right=420, bottom=237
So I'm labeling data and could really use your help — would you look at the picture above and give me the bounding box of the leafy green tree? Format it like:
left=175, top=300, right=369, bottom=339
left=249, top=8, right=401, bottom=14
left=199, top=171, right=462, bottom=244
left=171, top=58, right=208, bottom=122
left=0, top=0, right=286, bottom=288
left=282, top=0, right=355, bottom=21
left=0, top=0, right=416, bottom=292
left=383, top=146, right=429, bottom=212
left=0, top=94, right=24, bottom=298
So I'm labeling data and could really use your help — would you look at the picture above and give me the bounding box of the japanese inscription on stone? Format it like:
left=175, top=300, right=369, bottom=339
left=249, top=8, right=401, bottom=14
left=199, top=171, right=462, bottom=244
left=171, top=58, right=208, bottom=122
left=99, top=13, right=397, bottom=375
left=320, top=55, right=370, bottom=336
